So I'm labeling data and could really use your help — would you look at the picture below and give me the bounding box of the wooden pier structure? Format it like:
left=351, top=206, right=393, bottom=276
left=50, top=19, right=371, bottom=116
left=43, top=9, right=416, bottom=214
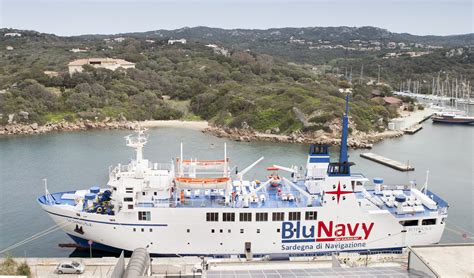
left=360, top=152, right=414, bottom=171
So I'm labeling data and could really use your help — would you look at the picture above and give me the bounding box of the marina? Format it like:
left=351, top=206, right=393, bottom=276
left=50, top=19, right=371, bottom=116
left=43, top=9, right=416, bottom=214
left=360, top=153, right=414, bottom=171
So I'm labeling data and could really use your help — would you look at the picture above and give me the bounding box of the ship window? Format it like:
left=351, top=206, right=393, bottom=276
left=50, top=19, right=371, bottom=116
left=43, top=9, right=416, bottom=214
left=228, top=229, right=231, bottom=233
left=149, top=228, right=153, bottom=232
left=206, top=212, right=219, bottom=222
left=138, top=211, right=151, bottom=221
left=272, top=212, right=285, bottom=221
left=133, top=228, right=136, bottom=232
left=289, top=212, right=301, bottom=221
left=126, top=188, right=133, bottom=193
left=187, top=229, right=190, bottom=233
left=220, top=229, right=223, bottom=233
left=422, top=219, right=437, bottom=226
left=239, top=212, right=252, bottom=222
left=223, top=213, right=235, bottom=222
left=154, top=192, right=157, bottom=196
left=142, top=192, right=146, bottom=196
left=256, top=213, right=268, bottom=222
left=400, top=220, right=418, bottom=226
left=128, top=205, right=133, bottom=209
left=305, top=211, right=318, bottom=220
left=277, top=228, right=281, bottom=233
left=257, top=229, right=260, bottom=233
left=211, top=229, right=215, bottom=233
left=124, top=197, right=133, bottom=202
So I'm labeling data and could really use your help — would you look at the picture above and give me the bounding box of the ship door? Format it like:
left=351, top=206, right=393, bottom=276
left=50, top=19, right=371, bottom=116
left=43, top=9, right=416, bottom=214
left=245, top=242, right=251, bottom=252
left=245, top=242, right=252, bottom=260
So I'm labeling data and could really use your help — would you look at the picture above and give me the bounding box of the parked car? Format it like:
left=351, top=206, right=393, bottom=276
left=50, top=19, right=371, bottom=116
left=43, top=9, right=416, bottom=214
left=55, top=261, right=85, bottom=274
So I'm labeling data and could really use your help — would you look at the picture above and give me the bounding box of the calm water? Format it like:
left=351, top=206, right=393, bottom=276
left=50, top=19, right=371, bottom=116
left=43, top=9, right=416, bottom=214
left=0, top=123, right=472, bottom=257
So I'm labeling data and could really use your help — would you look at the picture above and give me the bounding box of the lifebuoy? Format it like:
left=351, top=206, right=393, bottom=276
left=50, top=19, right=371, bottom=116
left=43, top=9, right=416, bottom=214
left=97, top=207, right=103, bottom=213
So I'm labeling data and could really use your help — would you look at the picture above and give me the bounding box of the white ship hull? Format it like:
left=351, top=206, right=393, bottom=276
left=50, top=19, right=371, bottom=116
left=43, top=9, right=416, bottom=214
left=40, top=196, right=445, bottom=256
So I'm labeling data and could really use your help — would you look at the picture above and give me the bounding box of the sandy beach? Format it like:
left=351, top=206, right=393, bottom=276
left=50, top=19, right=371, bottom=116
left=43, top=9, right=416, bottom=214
left=139, top=120, right=209, bottom=130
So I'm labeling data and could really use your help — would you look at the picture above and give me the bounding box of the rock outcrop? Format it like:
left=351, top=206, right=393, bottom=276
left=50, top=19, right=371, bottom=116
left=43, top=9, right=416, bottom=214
left=203, top=125, right=403, bottom=149
left=0, top=120, right=137, bottom=136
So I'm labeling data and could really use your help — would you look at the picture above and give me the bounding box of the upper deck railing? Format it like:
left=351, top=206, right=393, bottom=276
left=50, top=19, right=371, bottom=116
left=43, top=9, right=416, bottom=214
left=109, top=162, right=173, bottom=179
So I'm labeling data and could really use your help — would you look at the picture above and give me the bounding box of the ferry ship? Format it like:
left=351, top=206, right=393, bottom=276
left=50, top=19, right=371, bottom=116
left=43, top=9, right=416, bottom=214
left=38, top=96, right=448, bottom=257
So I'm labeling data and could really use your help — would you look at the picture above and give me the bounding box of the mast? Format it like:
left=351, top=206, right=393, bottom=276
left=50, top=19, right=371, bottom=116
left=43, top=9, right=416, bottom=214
left=125, top=127, right=148, bottom=163
left=339, top=94, right=350, bottom=164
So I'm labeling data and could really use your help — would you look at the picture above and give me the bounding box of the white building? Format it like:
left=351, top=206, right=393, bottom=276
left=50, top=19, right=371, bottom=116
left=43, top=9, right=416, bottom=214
left=387, top=42, right=397, bottom=49
left=70, top=48, right=88, bottom=53
left=114, top=37, right=126, bottom=42
left=4, top=32, right=22, bottom=37
left=168, top=39, right=187, bottom=45
left=6, top=46, right=14, bottom=51
left=205, top=44, right=229, bottom=57
left=68, top=58, right=135, bottom=75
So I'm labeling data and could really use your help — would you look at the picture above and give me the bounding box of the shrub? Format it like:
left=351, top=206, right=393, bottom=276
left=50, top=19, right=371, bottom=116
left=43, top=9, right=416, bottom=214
left=16, top=262, right=31, bottom=276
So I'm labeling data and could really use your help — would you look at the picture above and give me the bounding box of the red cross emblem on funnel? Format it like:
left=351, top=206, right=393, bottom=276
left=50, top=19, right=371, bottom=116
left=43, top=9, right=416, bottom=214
left=326, top=181, right=352, bottom=204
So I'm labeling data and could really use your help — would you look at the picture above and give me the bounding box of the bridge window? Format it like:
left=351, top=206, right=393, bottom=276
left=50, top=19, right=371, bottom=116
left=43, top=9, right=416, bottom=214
left=256, top=213, right=268, bottom=222
left=206, top=212, right=219, bottom=222
left=305, top=211, right=318, bottom=220
left=289, top=212, right=301, bottom=221
left=125, top=188, right=133, bottom=193
left=400, top=220, right=418, bottom=226
left=422, top=219, right=437, bottom=226
left=124, top=197, right=133, bottom=202
left=223, top=213, right=235, bottom=222
left=272, top=212, right=285, bottom=221
left=138, top=211, right=151, bottom=221
left=240, top=212, right=252, bottom=222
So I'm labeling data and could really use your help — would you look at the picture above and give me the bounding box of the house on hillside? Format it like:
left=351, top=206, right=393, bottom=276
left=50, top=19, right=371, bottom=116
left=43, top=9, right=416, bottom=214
left=68, top=58, right=135, bottom=75
left=70, top=48, right=88, bottom=53
left=4, top=32, right=21, bottom=37
left=44, top=71, right=59, bottom=78
left=383, top=96, right=402, bottom=107
left=168, top=39, right=187, bottom=45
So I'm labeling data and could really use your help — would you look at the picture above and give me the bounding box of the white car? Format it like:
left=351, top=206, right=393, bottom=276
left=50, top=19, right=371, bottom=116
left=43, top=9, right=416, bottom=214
left=56, top=261, right=85, bottom=274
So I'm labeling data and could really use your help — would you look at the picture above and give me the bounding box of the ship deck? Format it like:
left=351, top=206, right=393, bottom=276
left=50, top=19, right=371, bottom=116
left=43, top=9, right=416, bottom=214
left=39, top=179, right=448, bottom=219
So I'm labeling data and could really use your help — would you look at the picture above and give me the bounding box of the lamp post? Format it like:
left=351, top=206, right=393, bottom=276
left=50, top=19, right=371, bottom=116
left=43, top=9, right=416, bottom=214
left=88, top=240, right=93, bottom=258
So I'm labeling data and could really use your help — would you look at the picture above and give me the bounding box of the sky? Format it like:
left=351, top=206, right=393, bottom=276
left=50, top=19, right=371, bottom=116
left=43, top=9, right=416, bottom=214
left=0, top=0, right=472, bottom=36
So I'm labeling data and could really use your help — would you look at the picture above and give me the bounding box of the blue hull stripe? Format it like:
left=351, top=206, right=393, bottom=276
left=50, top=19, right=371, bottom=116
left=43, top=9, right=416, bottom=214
left=46, top=211, right=168, bottom=227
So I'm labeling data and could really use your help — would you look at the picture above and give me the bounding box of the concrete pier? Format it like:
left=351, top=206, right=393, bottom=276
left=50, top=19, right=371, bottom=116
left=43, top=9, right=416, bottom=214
left=2, top=245, right=473, bottom=277
left=360, top=152, right=414, bottom=171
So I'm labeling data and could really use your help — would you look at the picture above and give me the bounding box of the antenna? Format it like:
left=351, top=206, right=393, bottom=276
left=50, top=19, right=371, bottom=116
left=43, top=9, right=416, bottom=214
left=224, top=142, right=228, bottom=176
left=424, top=170, right=430, bottom=194
left=339, top=94, right=350, bottom=164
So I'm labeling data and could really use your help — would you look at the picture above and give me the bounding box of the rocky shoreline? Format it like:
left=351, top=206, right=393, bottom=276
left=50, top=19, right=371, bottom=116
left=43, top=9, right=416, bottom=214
left=203, top=126, right=404, bottom=149
left=0, top=120, right=137, bottom=136
left=1, top=120, right=403, bottom=149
